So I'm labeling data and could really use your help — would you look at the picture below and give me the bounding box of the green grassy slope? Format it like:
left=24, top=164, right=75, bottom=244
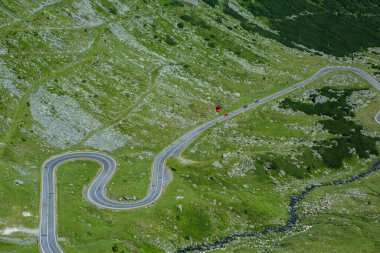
left=177, top=72, right=379, bottom=252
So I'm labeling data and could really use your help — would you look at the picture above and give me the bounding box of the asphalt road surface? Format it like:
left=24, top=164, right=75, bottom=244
left=39, top=66, right=380, bottom=253
left=376, top=111, right=380, bottom=125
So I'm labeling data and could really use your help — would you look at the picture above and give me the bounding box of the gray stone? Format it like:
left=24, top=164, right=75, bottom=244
left=14, top=179, right=24, bottom=186
left=212, top=161, right=223, bottom=168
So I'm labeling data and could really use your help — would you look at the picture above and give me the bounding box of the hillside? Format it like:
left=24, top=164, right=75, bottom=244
left=0, top=0, right=379, bottom=252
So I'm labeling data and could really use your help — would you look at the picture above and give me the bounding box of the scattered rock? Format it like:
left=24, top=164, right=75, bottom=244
left=314, top=95, right=329, bottom=103
left=22, top=212, right=32, bottom=217
left=222, top=153, right=229, bottom=159
left=30, top=87, right=102, bottom=149
left=228, top=156, right=256, bottom=177
left=122, top=196, right=135, bottom=201
left=346, top=90, right=376, bottom=111
left=264, top=162, right=272, bottom=169
left=212, top=161, right=222, bottom=168
left=184, top=0, right=198, bottom=5
left=14, top=180, right=24, bottom=186
left=84, top=127, right=131, bottom=152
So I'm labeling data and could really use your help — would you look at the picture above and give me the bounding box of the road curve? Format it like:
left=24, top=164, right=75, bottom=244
left=375, top=111, right=380, bottom=125
left=39, top=66, right=380, bottom=253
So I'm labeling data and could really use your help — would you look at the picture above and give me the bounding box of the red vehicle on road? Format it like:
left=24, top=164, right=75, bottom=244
left=215, top=100, right=223, bottom=113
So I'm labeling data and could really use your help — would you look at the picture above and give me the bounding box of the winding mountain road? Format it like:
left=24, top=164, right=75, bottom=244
left=375, top=111, right=380, bottom=125
left=39, top=66, right=380, bottom=253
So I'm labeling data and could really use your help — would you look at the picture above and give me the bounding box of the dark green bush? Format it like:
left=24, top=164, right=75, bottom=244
left=180, top=14, right=210, bottom=29
left=203, top=0, right=218, bottom=7
left=238, top=0, right=380, bottom=56
left=177, top=22, right=184, bottom=28
left=208, top=42, right=216, bottom=48
left=165, top=0, right=184, bottom=6
left=281, top=88, right=379, bottom=168
left=108, top=7, right=117, bottom=15
left=165, top=35, right=177, bottom=46
left=319, top=119, right=362, bottom=136
left=223, top=4, right=246, bottom=21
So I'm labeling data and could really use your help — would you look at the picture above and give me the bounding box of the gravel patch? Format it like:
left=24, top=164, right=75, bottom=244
left=1, top=227, right=38, bottom=236
left=228, top=156, right=256, bottom=177
left=108, top=0, right=130, bottom=14
left=0, top=59, right=23, bottom=98
left=30, top=87, right=102, bottom=149
left=84, top=127, right=131, bottom=151
left=346, top=90, right=376, bottom=111
left=71, top=0, right=105, bottom=27
left=184, top=0, right=198, bottom=5
left=108, top=22, right=166, bottom=62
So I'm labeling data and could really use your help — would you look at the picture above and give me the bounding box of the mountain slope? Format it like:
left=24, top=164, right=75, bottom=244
left=0, top=0, right=379, bottom=252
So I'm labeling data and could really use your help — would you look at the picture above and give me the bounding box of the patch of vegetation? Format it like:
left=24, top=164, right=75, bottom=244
left=177, top=22, right=184, bottom=28
left=164, top=35, right=177, bottom=45
left=223, top=2, right=246, bottom=21
left=0, top=244, right=37, bottom=253
left=164, top=0, right=184, bottom=7
left=274, top=13, right=380, bottom=57
left=236, top=0, right=380, bottom=56
left=280, top=88, right=379, bottom=168
left=217, top=167, right=380, bottom=253
left=240, top=21, right=298, bottom=51
left=207, top=42, right=216, bottom=48
left=108, top=7, right=117, bottom=15
left=241, top=0, right=319, bottom=18
left=180, top=14, right=211, bottom=29
left=203, top=0, right=219, bottom=8
left=280, top=89, right=355, bottom=118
